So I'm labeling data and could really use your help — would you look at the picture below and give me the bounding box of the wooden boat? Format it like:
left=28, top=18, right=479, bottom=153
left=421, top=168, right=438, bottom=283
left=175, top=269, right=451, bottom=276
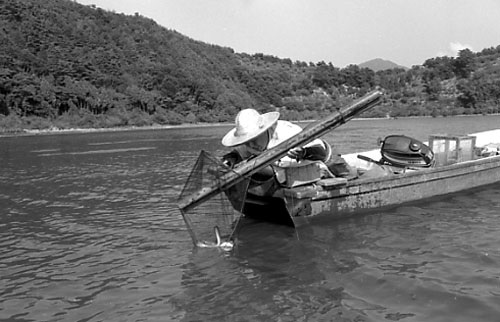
left=238, top=129, right=500, bottom=227
left=178, top=92, right=499, bottom=247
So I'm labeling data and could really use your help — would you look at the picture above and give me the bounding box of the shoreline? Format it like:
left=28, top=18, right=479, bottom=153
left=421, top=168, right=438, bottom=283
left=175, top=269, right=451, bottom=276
left=1, top=114, right=497, bottom=138
left=0, top=122, right=234, bottom=138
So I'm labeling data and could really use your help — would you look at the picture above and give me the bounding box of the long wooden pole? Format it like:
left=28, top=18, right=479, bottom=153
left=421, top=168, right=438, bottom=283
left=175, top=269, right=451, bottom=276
left=178, top=90, right=383, bottom=212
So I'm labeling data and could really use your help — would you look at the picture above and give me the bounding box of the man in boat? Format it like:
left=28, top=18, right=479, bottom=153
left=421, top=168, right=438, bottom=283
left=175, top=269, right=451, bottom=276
left=221, top=109, right=356, bottom=185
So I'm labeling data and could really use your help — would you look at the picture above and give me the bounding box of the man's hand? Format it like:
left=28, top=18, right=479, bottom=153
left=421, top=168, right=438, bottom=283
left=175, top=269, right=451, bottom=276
left=287, top=147, right=306, bottom=160
left=222, top=151, right=242, bottom=168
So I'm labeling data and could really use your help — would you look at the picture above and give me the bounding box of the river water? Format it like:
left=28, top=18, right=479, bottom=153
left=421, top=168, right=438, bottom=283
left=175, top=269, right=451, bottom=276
left=1, top=115, right=500, bottom=322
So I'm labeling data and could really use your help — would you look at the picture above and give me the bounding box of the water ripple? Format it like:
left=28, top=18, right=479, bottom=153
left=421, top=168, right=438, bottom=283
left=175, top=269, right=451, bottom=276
left=2, top=120, right=500, bottom=321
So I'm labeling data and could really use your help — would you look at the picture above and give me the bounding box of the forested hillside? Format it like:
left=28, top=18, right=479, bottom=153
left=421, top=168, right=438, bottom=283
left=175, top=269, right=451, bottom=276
left=1, top=0, right=500, bottom=132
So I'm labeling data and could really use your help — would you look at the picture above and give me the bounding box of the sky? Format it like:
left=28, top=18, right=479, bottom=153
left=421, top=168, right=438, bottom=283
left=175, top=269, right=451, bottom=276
left=74, top=0, right=500, bottom=68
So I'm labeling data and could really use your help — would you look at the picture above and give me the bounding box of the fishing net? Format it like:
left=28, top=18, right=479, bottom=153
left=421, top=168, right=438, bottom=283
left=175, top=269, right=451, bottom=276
left=178, top=150, right=249, bottom=247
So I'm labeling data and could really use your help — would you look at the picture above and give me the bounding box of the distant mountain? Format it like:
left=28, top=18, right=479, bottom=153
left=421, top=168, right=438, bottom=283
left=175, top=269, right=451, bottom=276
left=358, top=58, right=409, bottom=72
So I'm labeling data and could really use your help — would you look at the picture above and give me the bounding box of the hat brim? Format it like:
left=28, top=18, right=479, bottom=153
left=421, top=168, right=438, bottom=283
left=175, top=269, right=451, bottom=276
left=222, top=112, right=279, bottom=147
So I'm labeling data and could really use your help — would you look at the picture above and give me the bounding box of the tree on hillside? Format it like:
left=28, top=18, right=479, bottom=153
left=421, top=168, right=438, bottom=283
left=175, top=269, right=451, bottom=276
left=423, top=56, right=455, bottom=80
left=453, top=49, right=475, bottom=79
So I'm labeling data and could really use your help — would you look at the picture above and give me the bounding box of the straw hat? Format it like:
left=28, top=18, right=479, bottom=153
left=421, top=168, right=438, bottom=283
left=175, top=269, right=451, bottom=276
left=222, top=109, right=280, bottom=147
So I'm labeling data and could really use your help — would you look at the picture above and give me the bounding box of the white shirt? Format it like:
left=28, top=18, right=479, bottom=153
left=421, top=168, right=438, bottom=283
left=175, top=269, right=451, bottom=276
left=234, top=120, right=330, bottom=166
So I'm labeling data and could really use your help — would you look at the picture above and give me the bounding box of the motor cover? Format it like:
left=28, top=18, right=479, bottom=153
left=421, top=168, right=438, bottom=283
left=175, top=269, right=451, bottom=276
left=380, top=135, right=434, bottom=167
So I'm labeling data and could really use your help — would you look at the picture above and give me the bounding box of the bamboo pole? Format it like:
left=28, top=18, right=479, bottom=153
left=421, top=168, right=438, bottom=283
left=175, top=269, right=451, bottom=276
left=178, top=90, right=383, bottom=212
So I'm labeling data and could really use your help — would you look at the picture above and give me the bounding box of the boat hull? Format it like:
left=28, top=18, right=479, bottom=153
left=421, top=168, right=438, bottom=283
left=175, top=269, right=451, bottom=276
left=241, top=154, right=500, bottom=227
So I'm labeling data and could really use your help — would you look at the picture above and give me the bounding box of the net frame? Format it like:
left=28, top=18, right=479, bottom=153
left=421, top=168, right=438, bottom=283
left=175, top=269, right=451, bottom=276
left=178, top=150, right=250, bottom=247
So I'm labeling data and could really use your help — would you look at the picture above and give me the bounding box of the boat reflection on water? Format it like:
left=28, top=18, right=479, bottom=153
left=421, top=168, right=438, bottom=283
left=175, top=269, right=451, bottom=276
left=172, top=215, right=384, bottom=321
left=173, top=187, right=500, bottom=322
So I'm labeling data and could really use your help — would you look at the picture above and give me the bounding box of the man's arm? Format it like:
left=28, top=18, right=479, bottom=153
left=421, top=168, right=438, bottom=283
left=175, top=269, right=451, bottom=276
left=287, top=139, right=331, bottom=162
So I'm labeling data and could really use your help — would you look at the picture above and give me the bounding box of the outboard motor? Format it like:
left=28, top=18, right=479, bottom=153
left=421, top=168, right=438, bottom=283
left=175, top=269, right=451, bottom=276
left=380, top=135, right=434, bottom=168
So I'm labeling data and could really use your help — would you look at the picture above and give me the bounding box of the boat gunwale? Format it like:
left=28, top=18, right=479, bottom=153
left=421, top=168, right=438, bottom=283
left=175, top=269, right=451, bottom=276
left=311, top=154, right=500, bottom=201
